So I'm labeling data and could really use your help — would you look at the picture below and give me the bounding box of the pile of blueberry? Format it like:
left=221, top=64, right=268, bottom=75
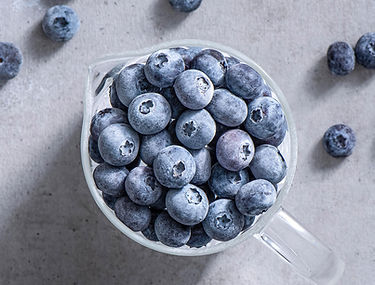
left=89, top=46, right=288, bottom=248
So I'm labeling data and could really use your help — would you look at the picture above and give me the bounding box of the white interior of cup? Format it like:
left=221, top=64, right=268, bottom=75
left=81, top=39, right=298, bottom=256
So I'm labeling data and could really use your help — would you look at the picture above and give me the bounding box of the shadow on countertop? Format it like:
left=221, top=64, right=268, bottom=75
left=150, top=0, right=189, bottom=32
left=310, top=138, right=345, bottom=172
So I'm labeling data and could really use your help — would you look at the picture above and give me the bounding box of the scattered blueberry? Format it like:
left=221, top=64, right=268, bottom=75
left=171, top=47, right=202, bottom=68
left=323, top=124, right=356, bottom=157
left=114, top=196, right=151, bottom=231
left=140, top=129, right=173, bottom=165
left=190, top=148, right=211, bottom=185
left=0, top=42, right=23, bottom=80
left=160, top=87, right=185, bottom=119
left=355, top=33, right=375, bottom=69
left=142, top=210, right=160, bottom=241
left=102, top=193, right=118, bottom=210
left=225, top=56, right=240, bottom=68
left=243, top=216, right=255, bottom=231
left=169, top=0, right=202, bottom=12
left=90, top=108, right=128, bottom=140
left=88, top=135, right=104, bottom=163
left=93, top=163, right=129, bottom=197
left=187, top=223, right=212, bottom=248
left=327, top=42, right=355, bottom=75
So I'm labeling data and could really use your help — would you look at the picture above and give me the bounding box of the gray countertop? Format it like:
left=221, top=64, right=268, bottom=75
left=1, top=0, right=374, bottom=284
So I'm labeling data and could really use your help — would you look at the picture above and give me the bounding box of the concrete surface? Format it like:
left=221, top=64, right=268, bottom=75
left=1, top=0, right=374, bottom=284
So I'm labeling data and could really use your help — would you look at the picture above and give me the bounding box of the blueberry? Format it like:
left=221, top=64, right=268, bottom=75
left=327, top=42, right=355, bottom=75
left=243, top=216, right=256, bottom=231
left=98, top=123, right=140, bottom=166
left=109, top=82, right=128, bottom=111
left=88, top=135, right=104, bottom=163
left=154, top=211, right=191, bottom=247
left=225, top=56, right=240, bottom=68
left=166, top=184, right=209, bottom=226
left=142, top=210, right=160, bottom=241
left=115, top=64, right=156, bottom=107
left=174, top=69, right=214, bottom=110
left=93, top=163, right=129, bottom=197
left=171, top=47, right=202, bottom=68
left=206, top=88, right=248, bottom=127
left=191, top=49, right=227, bottom=86
left=225, top=63, right=264, bottom=100
left=216, top=129, right=255, bottom=171
left=128, top=93, right=172, bottom=135
left=169, top=0, right=202, bottom=12
left=208, top=163, right=250, bottom=199
left=176, top=109, right=216, bottom=149
left=96, top=63, right=126, bottom=96
left=114, top=196, right=151, bottom=232
left=189, top=148, right=211, bottom=185
left=150, top=188, right=167, bottom=210
left=355, top=33, right=375, bottom=69
left=125, top=166, right=163, bottom=206
left=90, top=108, right=128, bottom=140
left=140, top=129, right=173, bottom=165
left=244, top=96, right=287, bottom=142
left=323, top=124, right=356, bottom=157
left=235, top=179, right=277, bottom=216
left=0, top=42, right=23, bottom=80
left=187, top=223, right=212, bottom=248
left=153, top=145, right=196, bottom=188
left=42, top=5, right=80, bottom=42
left=102, top=193, right=118, bottom=210
left=202, top=199, right=244, bottom=241
left=144, top=49, right=185, bottom=88
left=160, top=87, right=185, bottom=119
left=251, top=119, right=287, bottom=147
left=249, top=144, right=287, bottom=184
left=254, top=83, right=272, bottom=98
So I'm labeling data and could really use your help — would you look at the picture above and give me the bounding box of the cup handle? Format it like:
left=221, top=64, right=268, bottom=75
left=254, top=208, right=345, bottom=284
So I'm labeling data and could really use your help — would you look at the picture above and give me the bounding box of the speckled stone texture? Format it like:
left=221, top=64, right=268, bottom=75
left=0, top=0, right=374, bottom=284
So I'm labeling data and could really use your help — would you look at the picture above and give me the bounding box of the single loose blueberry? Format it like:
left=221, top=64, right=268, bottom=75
left=323, top=124, right=356, bottom=157
left=154, top=212, right=191, bottom=247
left=191, top=49, right=227, bottom=86
left=90, top=108, right=128, bottom=140
left=98, top=123, right=140, bottom=166
left=125, top=166, right=164, bottom=206
left=327, top=42, right=355, bottom=75
left=166, top=184, right=209, bottom=226
left=102, top=193, right=118, bottom=210
left=235, top=179, right=277, bottom=216
left=174, top=69, right=214, bottom=110
left=216, top=129, right=255, bottom=171
left=114, top=196, right=151, bottom=231
left=88, top=135, right=104, bottom=163
left=355, top=33, right=375, bottom=69
left=116, top=64, right=156, bottom=107
left=0, top=42, right=23, bottom=80
left=206, top=88, right=248, bottom=127
left=225, top=63, right=264, bottom=100
left=187, top=223, right=212, bottom=248
left=176, top=109, right=216, bottom=149
left=208, top=163, right=250, bottom=199
left=225, top=56, right=240, bottom=68
left=169, top=0, right=202, bottom=12
left=202, top=199, right=244, bottom=241
left=142, top=210, right=160, bottom=241
left=144, top=49, right=185, bottom=88
left=249, top=144, right=287, bottom=184
left=160, top=87, right=185, bottom=119
left=128, top=93, right=172, bottom=135
left=140, top=129, right=173, bottom=165
left=42, top=5, right=80, bottom=42
left=189, top=148, right=211, bottom=185
left=243, top=216, right=256, bottom=231
left=171, top=47, right=202, bottom=68
left=93, top=163, right=129, bottom=197
left=153, top=145, right=196, bottom=188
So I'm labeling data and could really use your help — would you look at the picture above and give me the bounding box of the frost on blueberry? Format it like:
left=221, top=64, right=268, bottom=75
left=139, top=100, right=154, bottom=114
left=240, top=144, right=252, bottom=161
left=196, top=77, right=210, bottom=94
left=172, top=161, right=186, bottom=177
left=155, top=54, right=169, bottom=68
left=119, top=140, right=134, bottom=155
left=183, top=121, right=197, bottom=137
left=216, top=213, right=232, bottom=229
left=186, top=187, right=202, bottom=204
left=250, top=108, right=263, bottom=123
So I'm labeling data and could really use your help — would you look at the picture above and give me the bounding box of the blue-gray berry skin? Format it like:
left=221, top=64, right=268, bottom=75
left=150, top=188, right=167, bottom=210
left=125, top=166, right=163, bottom=206
left=0, top=42, right=23, bottom=80
left=140, top=129, right=173, bottom=165
left=327, top=42, right=355, bottom=75
left=176, top=109, right=216, bottom=149
left=109, top=82, right=128, bottom=111
left=166, top=184, right=209, bottom=226
left=202, top=199, right=244, bottom=241
left=208, top=122, right=230, bottom=148
left=216, top=129, right=255, bottom=172
left=189, top=148, right=211, bottom=185
left=96, top=63, right=126, bottom=96
left=208, top=163, right=250, bottom=199
left=171, top=47, right=202, bottom=68
left=154, top=211, right=191, bottom=247
left=160, top=87, right=185, bottom=119
left=225, top=56, right=240, bottom=68
left=254, top=83, right=272, bottom=98
left=42, top=5, right=80, bottom=42
left=206, top=88, right=248, bottom=127
left=89, top=135, right=104, bottom=163
left=98, top=123, right=140, bottom=166
left=102, top=193, right=118, bottom=210
left=249, top=144, right=287, bottom=184
left=90, top=108, right=128, bottom=140
left=191, top=49, right=227, bottom=87
left=252, top=119, right=287, bottom=147
left=355, top=33, right=375, bottom=69
left=323, top=124, right=356, bottom=157
left=235, top=179, right=277, bottom=216
left=142, top=210, right=160, bottom=241
left=225, top=63, right=264, bottom=100
left=169, top=0, right=202, bottom=12
left=153, top=145, right=196, bottom=188
left=144, top=49, right=185, bottom=88
left=174, top=69, right=214, bottom=110
left=114, top=196, right=151, bottom=232
left=93, top=163, right=129, bottom=197
left=187, top=223, right=212, bottom=248
left=128, top=93, right=171, bottom=135
left=243, top=216, right=255, bottom=231
left=244, top=96, right=286, bottom=142
left=115, top=64, right=156, bottom=107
